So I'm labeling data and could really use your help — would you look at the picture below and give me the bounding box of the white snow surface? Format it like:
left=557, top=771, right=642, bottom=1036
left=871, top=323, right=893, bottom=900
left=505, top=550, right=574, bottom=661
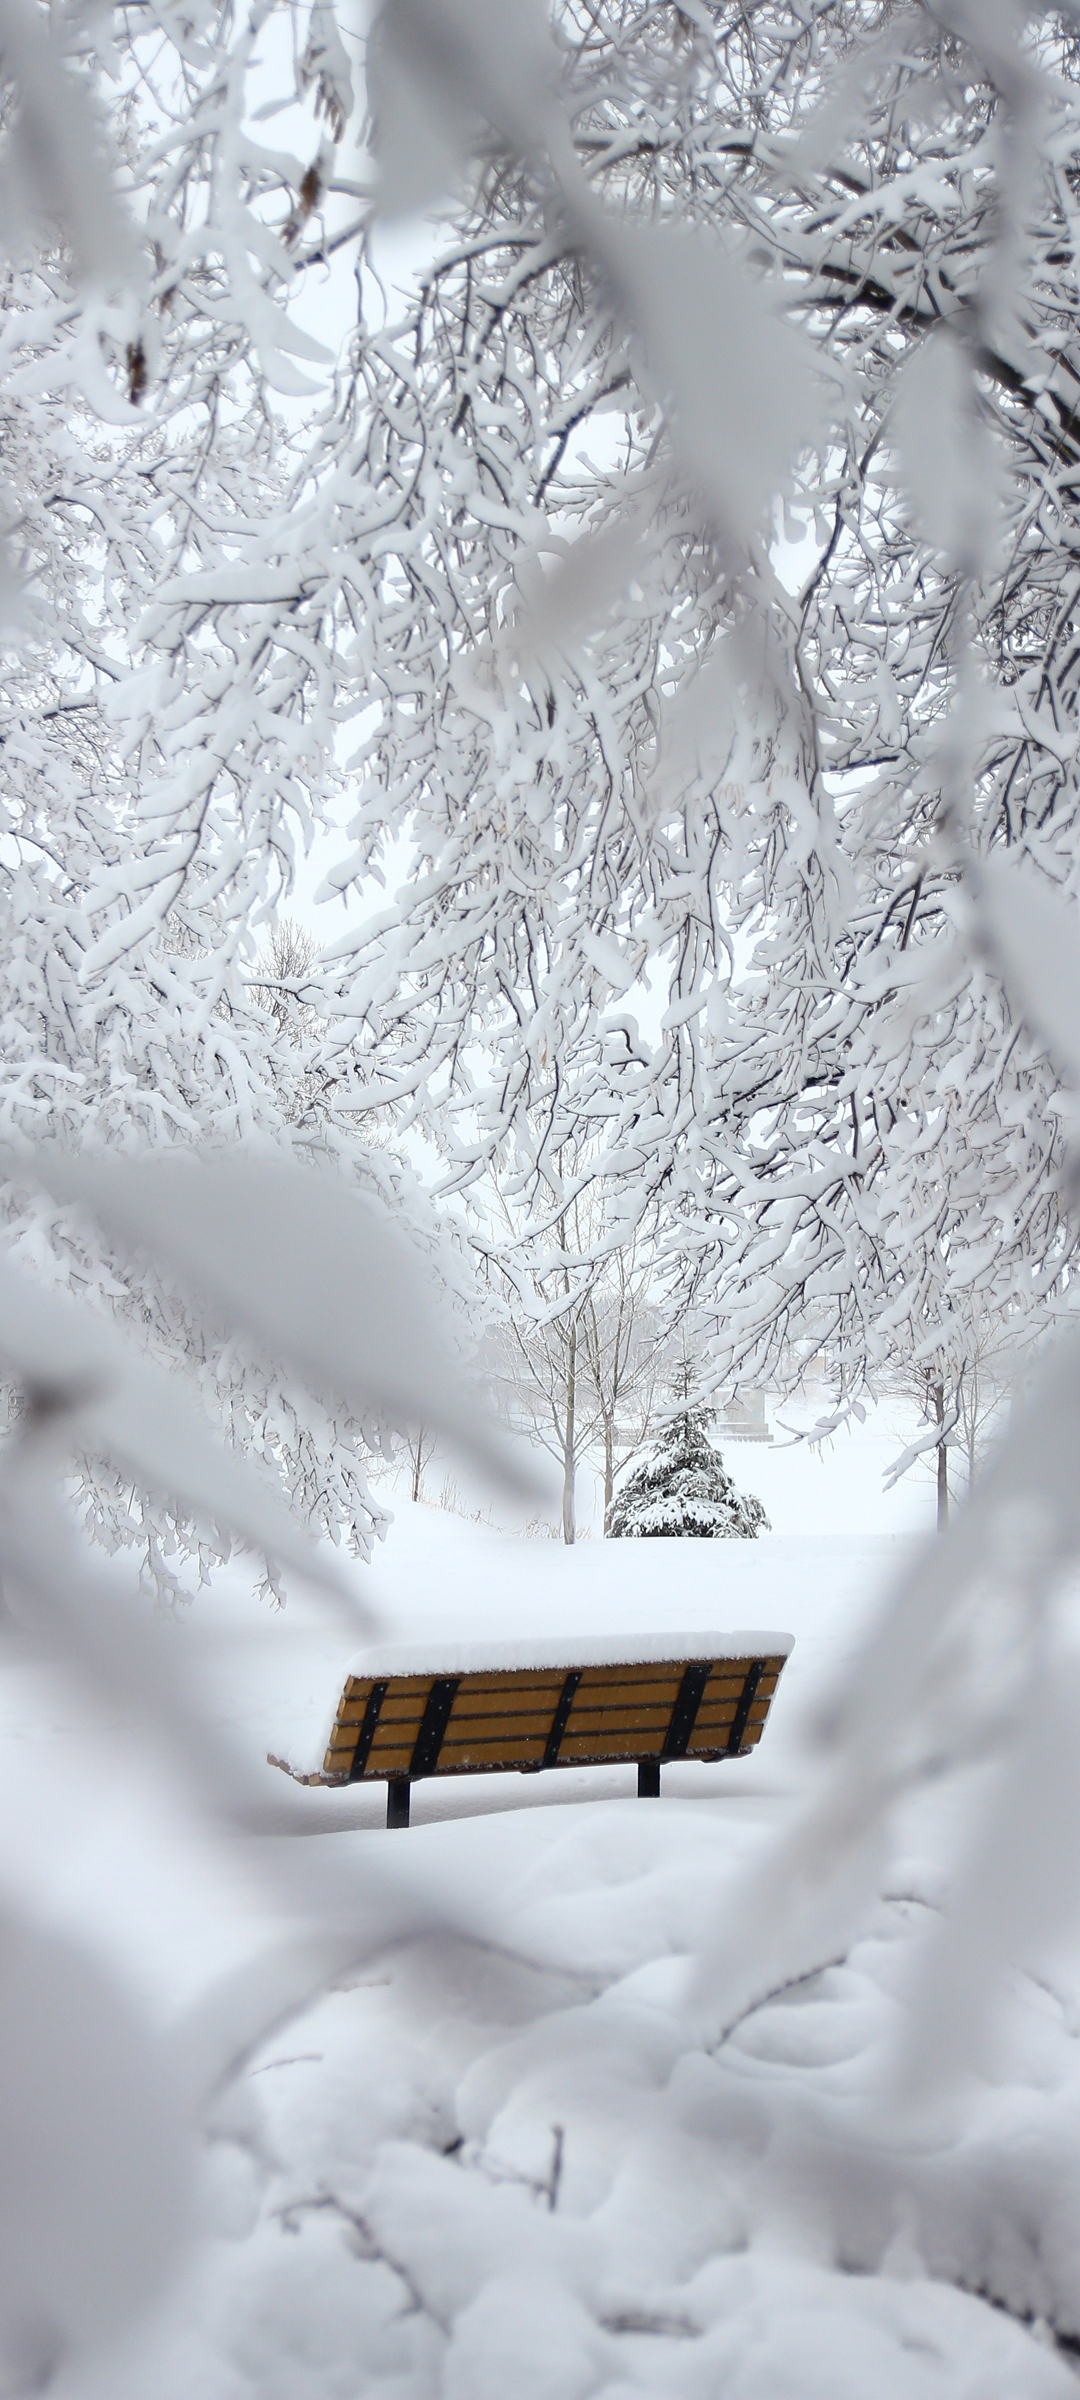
left=343, top=1627, right=795, bottom=1677
left=4, top=1508, right=1080, bottom=2397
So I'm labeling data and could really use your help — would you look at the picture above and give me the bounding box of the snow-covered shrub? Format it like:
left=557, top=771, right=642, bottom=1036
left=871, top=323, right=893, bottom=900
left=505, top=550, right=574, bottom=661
left=607, top=1408, right=768, bottom=1539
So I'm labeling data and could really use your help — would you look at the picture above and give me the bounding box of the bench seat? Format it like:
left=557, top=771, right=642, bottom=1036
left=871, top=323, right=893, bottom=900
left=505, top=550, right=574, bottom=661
left=269, top=1629, right=793, bottom=1824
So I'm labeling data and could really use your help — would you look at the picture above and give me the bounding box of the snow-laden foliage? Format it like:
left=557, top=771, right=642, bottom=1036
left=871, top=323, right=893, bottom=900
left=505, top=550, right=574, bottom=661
left=0, top=0, right=496, bottom=1588
left=2, top=0, right=1073, bottom=1445
left=607, top=1405, right=768, bottom=1539
left=10, top=3, right=1080, bottom=2393
left=298, top=1, right=1080, bottom=1428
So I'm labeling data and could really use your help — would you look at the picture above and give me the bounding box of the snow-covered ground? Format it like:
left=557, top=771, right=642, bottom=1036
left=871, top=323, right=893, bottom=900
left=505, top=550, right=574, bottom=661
left=3, top=1437, right=1077, bottom=2398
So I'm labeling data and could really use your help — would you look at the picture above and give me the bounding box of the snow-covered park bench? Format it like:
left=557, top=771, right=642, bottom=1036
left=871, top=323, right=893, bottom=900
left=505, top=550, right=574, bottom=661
left=269, top=1631, right=793, bottom=1826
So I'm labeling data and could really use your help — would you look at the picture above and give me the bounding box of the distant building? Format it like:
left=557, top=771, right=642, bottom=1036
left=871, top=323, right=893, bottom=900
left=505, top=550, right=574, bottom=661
left=614, top=1391, right=774, bottom=1453
left=720, top=1391, right=773, bottom=1443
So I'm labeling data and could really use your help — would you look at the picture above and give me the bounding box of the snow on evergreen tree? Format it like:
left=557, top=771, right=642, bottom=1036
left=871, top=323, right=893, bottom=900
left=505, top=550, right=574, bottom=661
left=607, top=1407, right=768, bottom=1540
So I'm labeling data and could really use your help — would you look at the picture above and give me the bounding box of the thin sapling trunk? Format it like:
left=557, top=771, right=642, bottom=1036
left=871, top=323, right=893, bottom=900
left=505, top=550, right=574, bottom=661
left=562, top=1319, right=577, bottom=1545
left=932, top=1380, right=949, bottom=1531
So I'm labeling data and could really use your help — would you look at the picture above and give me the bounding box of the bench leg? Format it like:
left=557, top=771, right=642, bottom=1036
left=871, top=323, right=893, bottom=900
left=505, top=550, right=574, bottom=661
left=387, top=1777, right=411, bottom=1828
left=637, top=1759, right=661, bottom=1798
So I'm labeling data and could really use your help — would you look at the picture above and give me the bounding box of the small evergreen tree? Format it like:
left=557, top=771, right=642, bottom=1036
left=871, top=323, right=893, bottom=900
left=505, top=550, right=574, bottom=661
left=607, top=1408, right=769, bottom=1540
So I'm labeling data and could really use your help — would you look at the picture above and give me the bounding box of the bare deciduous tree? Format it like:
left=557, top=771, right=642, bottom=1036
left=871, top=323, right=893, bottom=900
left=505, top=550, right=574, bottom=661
left=577, top=1240, right=662, bottom=1528
left=890, top=1320, right=1033, bottom=1531
left=483, top=1157, right=663, bottom=1541
left=485, top=1246, right=600, bottom=1546
left=403, top=1423, right=438, bottom=1504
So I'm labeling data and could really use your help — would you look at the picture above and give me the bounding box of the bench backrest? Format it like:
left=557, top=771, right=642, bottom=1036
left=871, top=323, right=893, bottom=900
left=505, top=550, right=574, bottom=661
left=320, top=1650, right=787, bottom=1784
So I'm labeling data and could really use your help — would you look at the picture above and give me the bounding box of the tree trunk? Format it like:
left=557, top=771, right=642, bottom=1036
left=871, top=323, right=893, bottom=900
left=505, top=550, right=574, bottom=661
left=562, top=1322, right=577, bottom=1545
left=603, top=1414, right=614, bottom=1529
left=932, top=1381, right=949, bottom=1531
